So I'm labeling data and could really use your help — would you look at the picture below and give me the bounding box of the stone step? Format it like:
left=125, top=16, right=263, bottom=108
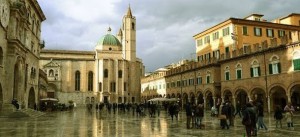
left=18, top=108, right=45, bottom=118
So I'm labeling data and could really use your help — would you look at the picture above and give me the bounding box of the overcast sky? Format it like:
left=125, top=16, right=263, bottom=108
left=37, top=0, right=300, bottom=72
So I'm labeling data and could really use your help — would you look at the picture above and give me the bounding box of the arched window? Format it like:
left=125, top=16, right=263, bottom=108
left=104, top=69, right=108, bottom=78
left=293, top=51, right=300, bottom=71
left=224, top=66, right=230, bottom=81
left=88, top=71, right=93, bottom=91
left=0, top=47, right=3, bottom=66
left=75, top=71, right=80, bottom=91
left=236, top=63, right=242, bottom=79
left=118, top=70, right=122, bottom=78
left=269, top=55, right=281, bottom=74
left=49, top=69, right=54, bottom=77
left=132, top=22, right=135, bottom=30
left=250, top=60, right=260, bottom=77
left=206, top=71, right=211, bottom=84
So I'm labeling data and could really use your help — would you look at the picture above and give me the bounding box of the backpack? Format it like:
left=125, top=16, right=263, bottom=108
left=242, top=110, right=252, bottom=126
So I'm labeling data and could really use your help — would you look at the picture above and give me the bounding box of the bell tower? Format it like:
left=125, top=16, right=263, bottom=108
left=122, top=5, right=136, bottom=61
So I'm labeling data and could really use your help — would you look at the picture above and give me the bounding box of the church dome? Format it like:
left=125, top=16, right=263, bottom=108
left=97, top=27, right=122, bottom=46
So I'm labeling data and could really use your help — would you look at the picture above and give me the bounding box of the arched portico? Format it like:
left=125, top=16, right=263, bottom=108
left=13, top=57, right=24, bottom=100
left=28, top=87, right=35, bottom=109
left=270, top=86, right=287, bottom=111
left=190, top=92, right=195, bottom=104
left=205, top=90, right=213, bottom=110
left=182, top=93, right=188, bottom=106
left=235, top=89, right=248, bottom=108
left=166, top=94, right=170, bottom=98
left=171, top=93, right=175, bottom=98
left=197, top=91, right=204, bottom=104
left=250, top=87, right=267, bottom=110
left=290, top=84, right=300, bottom=108
left=223, top=90, right=233, bottom=103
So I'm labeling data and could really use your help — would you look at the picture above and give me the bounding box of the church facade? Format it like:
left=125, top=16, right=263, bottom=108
left=39, top=7, right=144, bottom=105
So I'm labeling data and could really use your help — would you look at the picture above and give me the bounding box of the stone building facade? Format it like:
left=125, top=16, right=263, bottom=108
left=39, top=7, right=144, bottom=105
left=153, top=13, right=300, bottom=112
left=0, top=0, right=46, bottom=114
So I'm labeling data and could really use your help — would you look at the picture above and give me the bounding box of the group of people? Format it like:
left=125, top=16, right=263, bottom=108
left=185, top=102, right=205, bottom=129
left=242, top=101, right=295, bottom=137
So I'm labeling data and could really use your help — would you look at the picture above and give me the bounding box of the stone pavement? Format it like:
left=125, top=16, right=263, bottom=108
left=0, top=108, right=299, bottom=137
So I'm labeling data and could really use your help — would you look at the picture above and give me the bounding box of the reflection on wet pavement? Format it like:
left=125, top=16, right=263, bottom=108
left=0, top=108, right=299, bottom=137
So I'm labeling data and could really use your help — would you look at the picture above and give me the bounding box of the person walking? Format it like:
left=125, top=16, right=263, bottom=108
left=234, top=101, right=242, bottom=118
left=257, top=103, right=268, bottom=131
left=185, top=102, right=193, bottom=129
left=285, top=107, right=294, bottom=130
left=220, top=103, right=229, bottom=129
left=274, top=105, right=283, bottom=128
left=242, top=103, right=255, bottom=137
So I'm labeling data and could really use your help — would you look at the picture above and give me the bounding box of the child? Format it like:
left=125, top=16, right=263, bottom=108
left=285, top=108, right=294, bottom=130
left=274, top=106, right=283, bottom=128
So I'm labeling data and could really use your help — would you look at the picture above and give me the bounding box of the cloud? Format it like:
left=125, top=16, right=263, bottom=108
left=37, top=0, right=300, bottom=72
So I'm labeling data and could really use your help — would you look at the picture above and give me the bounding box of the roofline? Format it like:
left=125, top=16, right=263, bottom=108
left=278, top=13, right=300, bottom=20
left=243, top=13, right=264, bottom=19
left=193, top=17, right=300, bottom=38
left=29, top=0, right=46, bottom=21
left=41, top=49, right=95, bottom=55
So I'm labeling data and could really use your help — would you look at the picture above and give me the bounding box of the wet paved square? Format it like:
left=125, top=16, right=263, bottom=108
left=0, top=108, right=299, bottom=137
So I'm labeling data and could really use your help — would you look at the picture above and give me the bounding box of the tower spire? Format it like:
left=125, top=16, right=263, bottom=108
left=126, top=4, right=132, bottom=17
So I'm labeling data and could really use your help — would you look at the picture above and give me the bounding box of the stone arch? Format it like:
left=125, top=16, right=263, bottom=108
left=288, top=83, right=300, bottom=107
left=223, top=89, right=233, bottom=103
left=0, top=46, right=3, bottom=66
left=171, top=93, right=176, bottom=98
left=28, top=87, right=35, bottom=109
left=197, top=91, right=204, bottom=104
left=269, top=85, right=287, bottom=110
left=13, top=56, right=25, bottom=100
left=166, top=94, right=170, bottom=98
left=182, top=93, right=188, bottom=105
left=204, top=90, right=213, bottom=109
left=250, top=87, right=267, bottom=109
left=234, top=87, right=248, bottom=107
left=190, top=92, right=196, bottom=104
left=177, top=93, right=181, bottom=98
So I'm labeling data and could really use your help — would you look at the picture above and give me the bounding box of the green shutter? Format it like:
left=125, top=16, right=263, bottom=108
left=254, top=27, right=256, bottom=36
left=258, top=67, right=261, bottom=76
left=278, top=63, right=281, bottom=73
left=269, top=64, right=273, bottom=74
left=294, top=59, right=300, bottom=70
left=250, top=68, right=253, bottom=77
left=226, top=72, right=229, bottom=80
left=237, top=70, right=241, bottom=79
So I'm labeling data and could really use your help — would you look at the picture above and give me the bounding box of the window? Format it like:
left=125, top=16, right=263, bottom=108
left=124, top=82, right=127, bottom=91
left=88, top=71, right=93, bottom=91
left=266, top=29, right=274, bottom=37
left=225, top=66, right=230, bottom=81
left=110, top=82, right=116, bottom=92
left=212, top=32, right=219, bottom=41
left=236, top=69, right=242, bottom=79
left=236, top=64, right=242, bottom=79
left=104, top=69, right=108, bottom=78
left=278, top=30, right=285, bottom=37
left=213, top=50, right=220, bottom=59
left=98, top=82, right=102, bottom=91
left=206, top=75, right=210, bottom=84
left=197, top=39, right=203, bottom=47
left=177, top=80, right=181, bottom=87
left=132, top=22, right=135, bottom=30
left=75, top=71, right=80, bottom=91
left=293, top=51, right=300, bottom=71
left=189, top=78, right=194, bottom=86
left=0, top=47, right=3, bottom=66
left=269, top=56, right=281, bottom=74
left=204, top=36, right=210, bottom=44
left=197, top=77, right=202, bottom=85
left=223, top=27, right=230, bottom=36
left=254, top=27, right=262, bottom=36
left=49, top=69, right=54, bottom=77
left=225, top=47, right=230, bottom=53
left=242, top=26, right=248, bottom=35
left=243, top=44, right=250, bottom=54
left=250, top=61, right=260, bottom=77
left=118, top=70, right=122, bottom=78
